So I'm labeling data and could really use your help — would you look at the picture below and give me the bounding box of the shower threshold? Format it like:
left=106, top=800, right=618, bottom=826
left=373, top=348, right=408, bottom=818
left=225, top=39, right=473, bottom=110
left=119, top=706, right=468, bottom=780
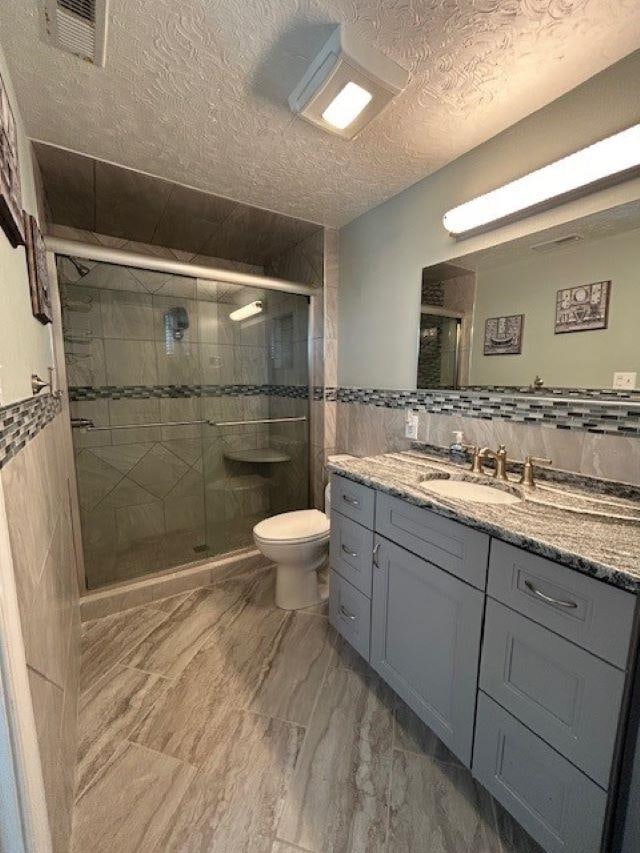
left=79, top=546, right=271, bottom=622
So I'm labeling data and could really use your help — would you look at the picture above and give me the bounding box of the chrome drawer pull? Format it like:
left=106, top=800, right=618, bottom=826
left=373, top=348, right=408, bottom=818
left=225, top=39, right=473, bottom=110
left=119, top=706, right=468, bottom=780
left=342, top=495, right=360, bottom=507
left=341, top=544, right=358, bottom=558
left=524, top=580, right=578, bottom=609
left=339, top=605, right=357, bottom=620
left=372, top=542, right=380, bottom=567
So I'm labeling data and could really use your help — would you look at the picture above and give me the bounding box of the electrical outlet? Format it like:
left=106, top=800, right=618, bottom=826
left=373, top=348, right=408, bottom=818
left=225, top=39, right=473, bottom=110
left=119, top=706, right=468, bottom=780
left=613, top=372, right=637, bottom=390
left=405, top=409, right=419, bottom=439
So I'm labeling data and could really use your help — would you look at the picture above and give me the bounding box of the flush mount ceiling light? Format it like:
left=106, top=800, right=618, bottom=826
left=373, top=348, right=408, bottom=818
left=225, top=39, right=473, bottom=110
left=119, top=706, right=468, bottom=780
left=443, top=123, right=640, bottom=238
left=289, top=25, right=409, bottom=139
left=230, top=301, right=263, bottom=322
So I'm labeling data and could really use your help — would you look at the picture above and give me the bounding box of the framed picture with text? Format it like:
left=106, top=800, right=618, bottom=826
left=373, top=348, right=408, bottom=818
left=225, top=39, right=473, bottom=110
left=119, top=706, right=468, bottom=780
left=0, top=71, right=25, bottom=247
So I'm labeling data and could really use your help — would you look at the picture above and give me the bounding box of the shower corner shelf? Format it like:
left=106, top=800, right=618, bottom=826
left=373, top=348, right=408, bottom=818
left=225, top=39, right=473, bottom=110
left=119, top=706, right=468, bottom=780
left=223, top=449, right=291, bottom=464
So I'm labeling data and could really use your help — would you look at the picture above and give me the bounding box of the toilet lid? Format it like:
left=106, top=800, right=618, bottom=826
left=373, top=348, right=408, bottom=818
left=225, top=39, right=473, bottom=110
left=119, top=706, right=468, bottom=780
left=254, top=509, right=330, bottom=543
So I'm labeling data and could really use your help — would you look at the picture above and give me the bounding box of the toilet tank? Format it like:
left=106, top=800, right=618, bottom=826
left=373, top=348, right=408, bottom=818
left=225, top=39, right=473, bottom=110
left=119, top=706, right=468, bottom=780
left=324, top=481, right=331, bottom=517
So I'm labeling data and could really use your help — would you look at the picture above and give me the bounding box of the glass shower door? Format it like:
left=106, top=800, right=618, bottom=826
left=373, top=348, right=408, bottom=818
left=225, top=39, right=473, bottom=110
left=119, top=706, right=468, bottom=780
left=199, top=280, right=310, bottom=557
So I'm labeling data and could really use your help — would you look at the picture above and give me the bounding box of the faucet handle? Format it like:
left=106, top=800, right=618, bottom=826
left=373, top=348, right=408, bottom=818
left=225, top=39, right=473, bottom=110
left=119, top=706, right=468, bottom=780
left=519, top=455, right=552, bottom=488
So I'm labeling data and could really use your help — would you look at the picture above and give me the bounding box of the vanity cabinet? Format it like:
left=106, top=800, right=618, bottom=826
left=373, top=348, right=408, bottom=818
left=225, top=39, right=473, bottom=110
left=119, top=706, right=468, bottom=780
left=328, top=473, right=638, bottom=853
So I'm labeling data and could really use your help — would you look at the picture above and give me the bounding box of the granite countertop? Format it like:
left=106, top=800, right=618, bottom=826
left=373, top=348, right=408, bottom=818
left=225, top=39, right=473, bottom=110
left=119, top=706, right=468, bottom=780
left=327, top=450, right=640, bottom=594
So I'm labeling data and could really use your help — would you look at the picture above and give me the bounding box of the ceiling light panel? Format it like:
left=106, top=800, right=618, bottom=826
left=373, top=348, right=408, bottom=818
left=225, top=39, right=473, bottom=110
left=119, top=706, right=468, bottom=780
left=289, top=25, right=409, bottom=139
left=443, top=123, right=640, bottom=237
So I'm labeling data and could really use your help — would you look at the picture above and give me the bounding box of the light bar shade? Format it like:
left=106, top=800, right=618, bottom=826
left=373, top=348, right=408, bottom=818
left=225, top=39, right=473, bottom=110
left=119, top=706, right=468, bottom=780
left=322, top=82, right=373, bottom=130
left=443, top=123, right=640, bottom=236
left=229, top=301, right=263, bottom=322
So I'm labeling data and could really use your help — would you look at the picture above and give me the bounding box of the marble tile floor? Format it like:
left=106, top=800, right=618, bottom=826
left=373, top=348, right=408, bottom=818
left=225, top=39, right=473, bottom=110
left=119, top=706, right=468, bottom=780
left=71, top=566, right=542, bottom=853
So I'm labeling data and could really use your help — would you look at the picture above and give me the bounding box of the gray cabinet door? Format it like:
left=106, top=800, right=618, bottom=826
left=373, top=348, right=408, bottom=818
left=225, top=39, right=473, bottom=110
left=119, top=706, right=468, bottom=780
left=474, top=692, right=607, bottom=853
left=370, top=535, right=484, bottom=766
left=375, top=492, right=489, bottom=589
left=480, top=599, right=625, bottom=788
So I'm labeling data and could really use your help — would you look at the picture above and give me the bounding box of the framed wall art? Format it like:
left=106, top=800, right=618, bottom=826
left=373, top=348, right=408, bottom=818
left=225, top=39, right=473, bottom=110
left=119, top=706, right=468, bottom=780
left=483, top=314, right=524, bottom=356
left=555, top=281, right=611, bottom=334
left=0, top=71, right=25, bottom=247
left=24, top=213, right=52, bottom=324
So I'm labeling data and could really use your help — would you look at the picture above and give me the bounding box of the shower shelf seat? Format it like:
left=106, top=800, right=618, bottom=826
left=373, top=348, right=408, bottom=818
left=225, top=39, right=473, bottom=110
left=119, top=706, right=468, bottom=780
left=223, top=449, right=291, bottom=464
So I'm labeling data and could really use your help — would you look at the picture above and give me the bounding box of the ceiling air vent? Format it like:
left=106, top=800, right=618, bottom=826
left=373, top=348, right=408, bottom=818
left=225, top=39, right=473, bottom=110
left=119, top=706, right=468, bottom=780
left=530, top=234, right=583, bottom=253
left=43, top=0, right=108, bottom=66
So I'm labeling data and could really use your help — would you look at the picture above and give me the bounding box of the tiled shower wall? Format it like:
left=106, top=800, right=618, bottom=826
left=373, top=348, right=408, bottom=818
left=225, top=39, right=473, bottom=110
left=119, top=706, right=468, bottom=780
left=60, top=250, right=310, bottom=587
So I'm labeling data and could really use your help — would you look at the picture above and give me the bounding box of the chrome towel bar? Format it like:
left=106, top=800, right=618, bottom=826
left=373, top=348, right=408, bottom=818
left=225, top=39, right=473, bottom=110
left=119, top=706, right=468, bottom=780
left=71, top=416, right=307, bottom=430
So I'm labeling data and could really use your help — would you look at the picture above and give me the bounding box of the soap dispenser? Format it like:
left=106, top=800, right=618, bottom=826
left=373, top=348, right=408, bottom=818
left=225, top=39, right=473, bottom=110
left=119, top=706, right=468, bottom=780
left=449, top=431, right=467, bottom=464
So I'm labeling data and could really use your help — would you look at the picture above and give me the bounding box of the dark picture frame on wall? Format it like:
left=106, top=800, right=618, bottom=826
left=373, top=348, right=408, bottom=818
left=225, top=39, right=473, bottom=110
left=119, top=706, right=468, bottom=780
left=24, top=212, right=52, bottom=325
left=483, top=314, right=524, bottom=356
left=555, top=281, right=611, bottom=334
left=0, top=70, right=25, bottom=247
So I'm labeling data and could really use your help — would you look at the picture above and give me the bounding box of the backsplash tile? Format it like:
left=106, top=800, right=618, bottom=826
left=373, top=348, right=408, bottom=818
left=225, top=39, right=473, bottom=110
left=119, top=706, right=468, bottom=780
left=320, top=387, right=640, bottom=438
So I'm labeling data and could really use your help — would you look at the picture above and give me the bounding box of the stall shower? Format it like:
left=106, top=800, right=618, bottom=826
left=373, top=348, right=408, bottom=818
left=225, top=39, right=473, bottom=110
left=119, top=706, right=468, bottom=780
left=59, top=254, right=310, bottom=588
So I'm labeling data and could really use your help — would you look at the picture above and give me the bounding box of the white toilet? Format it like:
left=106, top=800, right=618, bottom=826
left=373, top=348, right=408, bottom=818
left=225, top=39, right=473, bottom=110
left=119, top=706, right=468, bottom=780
left=253, top=483, right=331, bottom=610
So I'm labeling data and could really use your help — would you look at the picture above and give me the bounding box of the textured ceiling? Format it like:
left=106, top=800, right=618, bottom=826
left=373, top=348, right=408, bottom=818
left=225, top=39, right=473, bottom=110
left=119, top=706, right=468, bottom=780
left=34, top=142, right=322, bottom=265
left=2, top=0, right=640, bottom=226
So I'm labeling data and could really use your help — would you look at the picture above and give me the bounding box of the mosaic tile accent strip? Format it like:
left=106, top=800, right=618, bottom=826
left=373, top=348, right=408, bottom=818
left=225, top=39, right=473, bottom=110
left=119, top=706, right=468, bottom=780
left=0, top=393, right=62, bottom=469
left=69, top=384, right=310, bottom=402
left=323, top=387, right=640, bottom=437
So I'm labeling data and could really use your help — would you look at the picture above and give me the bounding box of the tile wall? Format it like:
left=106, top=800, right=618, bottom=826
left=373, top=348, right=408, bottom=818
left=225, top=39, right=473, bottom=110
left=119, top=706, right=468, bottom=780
left=0, top=404, right=81, bottom=851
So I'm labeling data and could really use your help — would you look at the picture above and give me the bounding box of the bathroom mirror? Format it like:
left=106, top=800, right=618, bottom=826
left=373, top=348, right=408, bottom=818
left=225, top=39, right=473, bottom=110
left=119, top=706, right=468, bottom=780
left=418, top=199, right=640, bottom=393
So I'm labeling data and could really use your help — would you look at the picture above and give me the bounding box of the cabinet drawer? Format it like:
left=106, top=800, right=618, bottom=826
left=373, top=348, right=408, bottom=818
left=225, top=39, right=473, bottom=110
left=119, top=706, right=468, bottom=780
left=329, top=570, right=371, bottom=662
left=330, top=511, right=374, bottom=597
left=473, top=692, right=607, bottom=853
left=375, top=492, right=489, bottom=589
left=480, top=599, right=624, bottom=788
left=330, top=474, right=375, bottom=528
left=488, top=540, right=636, bottom=668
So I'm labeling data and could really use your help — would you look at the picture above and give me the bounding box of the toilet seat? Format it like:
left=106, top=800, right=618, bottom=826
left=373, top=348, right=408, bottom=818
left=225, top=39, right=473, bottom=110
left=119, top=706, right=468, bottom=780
left=253, top=509, right=329, bottom=544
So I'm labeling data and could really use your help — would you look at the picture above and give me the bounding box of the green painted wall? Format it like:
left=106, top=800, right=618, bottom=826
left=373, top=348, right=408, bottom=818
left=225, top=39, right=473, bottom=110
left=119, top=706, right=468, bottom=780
left=338, top=50, right=640, bottom=389
left=469, top=226, right=640, bottom=388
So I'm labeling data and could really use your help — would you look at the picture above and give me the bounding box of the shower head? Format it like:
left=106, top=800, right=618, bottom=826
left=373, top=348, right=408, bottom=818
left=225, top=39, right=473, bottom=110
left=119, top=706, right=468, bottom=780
left=164, top=306, right=190, bottom=341
left=68, top=256, right=92, bottom=277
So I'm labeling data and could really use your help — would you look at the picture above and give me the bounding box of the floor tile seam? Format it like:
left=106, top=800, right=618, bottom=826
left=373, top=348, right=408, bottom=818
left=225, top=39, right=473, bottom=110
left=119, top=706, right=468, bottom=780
left=272, top=836, right=315, bottom=852
left=122, top=737, right=200, bottom=773
left=79, top=608, right=173, bottom=691
left=242, top=706, right=310, bottom=731
left=390, top=742, right=463, bottom=767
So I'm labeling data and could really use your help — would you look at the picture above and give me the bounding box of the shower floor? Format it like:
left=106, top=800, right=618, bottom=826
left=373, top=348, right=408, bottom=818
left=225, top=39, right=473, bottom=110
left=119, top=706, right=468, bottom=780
left=71, top=566, right=541, bottom=852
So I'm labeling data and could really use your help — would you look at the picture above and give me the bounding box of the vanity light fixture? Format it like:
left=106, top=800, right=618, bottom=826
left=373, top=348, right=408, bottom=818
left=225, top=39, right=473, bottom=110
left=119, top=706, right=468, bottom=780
left=289, top=25, right=409, bottom=139
left=443, top=122, right=640, bottom=237
left=230, top=301, right=263, bottom=322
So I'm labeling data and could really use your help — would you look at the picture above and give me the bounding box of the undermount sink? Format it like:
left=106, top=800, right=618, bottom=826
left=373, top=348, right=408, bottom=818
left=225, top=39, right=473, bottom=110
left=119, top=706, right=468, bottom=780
left=420, top=479, right=522, bottom=506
